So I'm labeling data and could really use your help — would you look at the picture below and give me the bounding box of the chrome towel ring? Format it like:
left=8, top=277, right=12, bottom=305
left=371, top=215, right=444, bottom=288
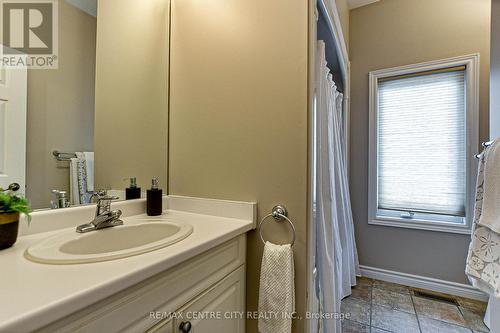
left=258, top=205, right=296, bottom=246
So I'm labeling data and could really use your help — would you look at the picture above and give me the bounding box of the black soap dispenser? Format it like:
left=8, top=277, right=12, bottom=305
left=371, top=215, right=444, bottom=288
left=125, top=177, right=141, bottom=200
left=147, top=177, right=162, bottom=216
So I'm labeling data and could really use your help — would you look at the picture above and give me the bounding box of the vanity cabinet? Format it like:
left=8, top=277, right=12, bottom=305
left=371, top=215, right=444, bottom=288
left=149, top=266, right=245, bottom=333
left=38, top=235, right=246, bottom=333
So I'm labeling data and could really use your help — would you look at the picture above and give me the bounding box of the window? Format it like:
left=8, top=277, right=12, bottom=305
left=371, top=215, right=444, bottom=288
left=368, top=55, right=479, bottom=234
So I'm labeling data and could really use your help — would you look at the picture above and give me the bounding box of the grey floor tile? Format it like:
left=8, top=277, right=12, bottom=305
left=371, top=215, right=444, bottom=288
left=350, top=284, right=372, bottom=302
left=341, top=297, right=371, bottom=325
left=347, top=278, right=488, bottom=333
left=372, top=288, right=415, bottom=313
left=413, top=296, right=467, bottom=327
left=371, top=327, right=391, bottom=333
left=371, top=327, right=393, bottom=333
left=372, top=279, right=411, bottom=294
left=357, top=276, right=375, bottom=286
left=419, top=316, right=473, bottom=333
left=341, top=319, right=370, bottom=333
left=460, top=307, right=489, bottom=332
left=371, top=304, right=420, bottom=333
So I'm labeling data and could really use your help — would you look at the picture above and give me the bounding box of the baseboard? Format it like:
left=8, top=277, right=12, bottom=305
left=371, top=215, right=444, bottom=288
left=359, top=265, right=488, bottom=301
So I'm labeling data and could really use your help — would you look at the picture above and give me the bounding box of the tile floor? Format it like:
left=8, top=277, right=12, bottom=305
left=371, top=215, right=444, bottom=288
left=341, top=277, right=489, bottom=333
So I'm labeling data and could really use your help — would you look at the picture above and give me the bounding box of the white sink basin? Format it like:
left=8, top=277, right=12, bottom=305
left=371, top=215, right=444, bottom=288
left=25, top=221, right=193, bottom=264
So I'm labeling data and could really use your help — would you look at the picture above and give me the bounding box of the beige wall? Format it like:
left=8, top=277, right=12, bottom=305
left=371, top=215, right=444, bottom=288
left=94, top=0, right=169, bottom=192
left=26, top=0, right=96, bottom=209
left=491, top=0, right=500, bottom=139
left=349, top=0, right=490, bottom=284
left=168, top=0, right=308, bottom=331
left=335, top=0, right=350, bottom=48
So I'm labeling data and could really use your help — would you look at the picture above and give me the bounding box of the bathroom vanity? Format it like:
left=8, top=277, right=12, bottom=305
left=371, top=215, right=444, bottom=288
left=0, top=196, right=256, bottom=333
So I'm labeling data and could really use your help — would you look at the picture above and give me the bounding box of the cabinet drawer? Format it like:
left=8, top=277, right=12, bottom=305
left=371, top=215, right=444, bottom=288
left=38, top=235, right=246, bottom=333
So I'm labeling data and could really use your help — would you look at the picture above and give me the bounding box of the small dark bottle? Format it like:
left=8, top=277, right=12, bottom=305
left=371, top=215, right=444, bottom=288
left=147, top=177, right=162, bottom=216
left=125, top=177, right=141, bottom=200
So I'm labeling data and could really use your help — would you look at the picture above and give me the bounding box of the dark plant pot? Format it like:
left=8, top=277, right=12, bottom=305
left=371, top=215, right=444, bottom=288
left=0, top=212, right=20, bottom=250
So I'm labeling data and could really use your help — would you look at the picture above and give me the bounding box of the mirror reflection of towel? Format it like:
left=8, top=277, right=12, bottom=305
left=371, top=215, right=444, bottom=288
left=83, top=152, right=94, bottom=192
left=69, top=158, right=80, bottom=205
left=69, top=152, right=94, bottom=205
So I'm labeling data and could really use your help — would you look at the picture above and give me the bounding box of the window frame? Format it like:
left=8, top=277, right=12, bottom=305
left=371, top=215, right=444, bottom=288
left=368, top=54, right=479, bottom=234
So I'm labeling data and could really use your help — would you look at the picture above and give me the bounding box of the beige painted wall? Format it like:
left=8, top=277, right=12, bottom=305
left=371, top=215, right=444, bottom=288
left=335, top=0, right=350, bottom=48
left=168, top=0, right=308, bottom=331
left=349, top=0, right=490, bottom=284
left=26, top=0, right=96, bottom=209
left=491, top=0, right=500, bottom=139
left=94, top=0, right=169, bottom=192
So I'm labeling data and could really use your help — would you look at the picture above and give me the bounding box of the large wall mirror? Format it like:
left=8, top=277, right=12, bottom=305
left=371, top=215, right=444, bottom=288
left=0, top=0, right=169, bottom=210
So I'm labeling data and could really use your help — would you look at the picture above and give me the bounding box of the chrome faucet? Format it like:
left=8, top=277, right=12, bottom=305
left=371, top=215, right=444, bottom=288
left=76, top=195, right=123, bottom=233
left=50, top=190, right=70, bottom=209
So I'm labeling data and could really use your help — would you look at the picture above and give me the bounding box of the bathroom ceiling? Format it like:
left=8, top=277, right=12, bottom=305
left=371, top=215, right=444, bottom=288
left=65, top=0, right=97, bottom=17
left=348, top=0, right=380, bottom=10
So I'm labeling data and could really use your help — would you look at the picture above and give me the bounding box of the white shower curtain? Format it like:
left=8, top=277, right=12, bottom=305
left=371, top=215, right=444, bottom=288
left=315, top=41, right=360, bottom=333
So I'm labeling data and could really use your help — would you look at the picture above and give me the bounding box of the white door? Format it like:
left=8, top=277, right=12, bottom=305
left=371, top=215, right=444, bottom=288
left=0, top=52, right=28, bottom=194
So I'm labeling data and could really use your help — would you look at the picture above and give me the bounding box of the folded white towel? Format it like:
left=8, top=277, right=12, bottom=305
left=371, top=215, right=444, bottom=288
left=83, top=152, right=94, bottom=192
left=258, top=241, right=295, bottom=333
left=479, top=138, right=500, bottom=233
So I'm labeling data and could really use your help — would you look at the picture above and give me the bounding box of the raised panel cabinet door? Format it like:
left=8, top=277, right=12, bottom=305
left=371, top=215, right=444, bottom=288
left=174, top=266, right=245, bottom=333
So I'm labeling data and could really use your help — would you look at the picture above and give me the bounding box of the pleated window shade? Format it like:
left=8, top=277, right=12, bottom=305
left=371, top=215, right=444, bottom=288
left=377, top=68, right=467, bottom=217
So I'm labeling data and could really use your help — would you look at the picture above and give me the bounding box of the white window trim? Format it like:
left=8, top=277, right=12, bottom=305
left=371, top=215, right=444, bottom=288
left=368, top=54, right=480, bottom=235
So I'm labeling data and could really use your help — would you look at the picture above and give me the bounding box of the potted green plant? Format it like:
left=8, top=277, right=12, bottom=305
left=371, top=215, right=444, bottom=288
left=0, top=184, right=31, bottom=250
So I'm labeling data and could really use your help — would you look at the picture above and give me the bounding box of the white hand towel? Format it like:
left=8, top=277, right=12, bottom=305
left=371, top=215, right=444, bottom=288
left=258, top=241, right=295, bottom=333
left=83, top=152, right=94, bottom=192
left=479, top=138, right=500, bottom=233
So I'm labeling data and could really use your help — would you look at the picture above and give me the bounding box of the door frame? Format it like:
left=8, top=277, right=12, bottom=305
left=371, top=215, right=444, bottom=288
left=306, top=1, right=350, bottom=332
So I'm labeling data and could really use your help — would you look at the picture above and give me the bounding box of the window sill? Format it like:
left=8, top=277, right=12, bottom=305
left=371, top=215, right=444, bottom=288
left=368, top=216, right=472, bottom=235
